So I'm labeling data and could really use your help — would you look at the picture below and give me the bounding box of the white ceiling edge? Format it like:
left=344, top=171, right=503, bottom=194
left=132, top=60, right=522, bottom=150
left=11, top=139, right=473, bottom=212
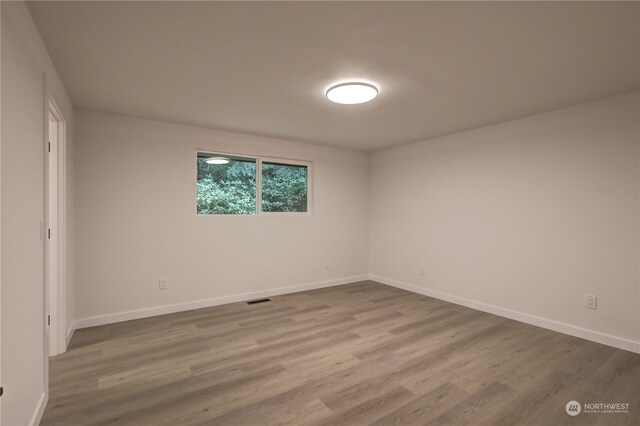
left=74, top=89, right=640, bottom=154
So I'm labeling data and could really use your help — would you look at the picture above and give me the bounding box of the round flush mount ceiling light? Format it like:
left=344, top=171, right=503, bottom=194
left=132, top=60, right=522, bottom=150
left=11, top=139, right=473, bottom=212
left=326, top=82, right=378, bottom=105
left=205, top=157, right=229, bottom=165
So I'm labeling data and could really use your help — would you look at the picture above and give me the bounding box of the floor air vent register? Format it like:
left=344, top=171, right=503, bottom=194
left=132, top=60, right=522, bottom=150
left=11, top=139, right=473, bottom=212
left=246, top=298, right=272, bottom=305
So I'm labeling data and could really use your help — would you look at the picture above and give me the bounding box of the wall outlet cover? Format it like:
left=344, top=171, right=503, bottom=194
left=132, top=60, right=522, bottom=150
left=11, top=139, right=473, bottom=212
left=159, top=278, right=168, bottom=290
left=585, top=294, right=597, bottom=310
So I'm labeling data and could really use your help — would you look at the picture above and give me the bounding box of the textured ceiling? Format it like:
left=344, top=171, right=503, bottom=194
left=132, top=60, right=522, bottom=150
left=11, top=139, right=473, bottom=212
left=28, top=1, right=639, bottom=151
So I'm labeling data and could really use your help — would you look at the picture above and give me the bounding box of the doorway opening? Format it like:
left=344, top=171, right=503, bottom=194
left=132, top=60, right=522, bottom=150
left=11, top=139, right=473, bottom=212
left=47, top=99, right=66, bottom=356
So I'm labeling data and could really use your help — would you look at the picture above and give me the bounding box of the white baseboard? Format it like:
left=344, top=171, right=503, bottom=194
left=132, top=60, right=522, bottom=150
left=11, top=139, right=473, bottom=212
left=29, top=392, right=48, bottom=426
left=75, top=275, right=368, bottom=329
left=66, top=320, right=77, bottom=347
left=369, top=274, right=640, bottom=354
left=71, top=273, right=639, bottom=353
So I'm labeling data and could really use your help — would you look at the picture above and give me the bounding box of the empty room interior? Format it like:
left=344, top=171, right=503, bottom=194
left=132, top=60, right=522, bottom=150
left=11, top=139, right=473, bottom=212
left=1, top=1, right=639, bottom=425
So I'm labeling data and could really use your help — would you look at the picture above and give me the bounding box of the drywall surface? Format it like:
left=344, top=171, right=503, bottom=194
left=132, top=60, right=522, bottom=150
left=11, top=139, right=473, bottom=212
left=369, top=92, right=639, bottom=347
left=1, top=2, right=75, bottom=424
left=74, top=110, right=369, bottom=321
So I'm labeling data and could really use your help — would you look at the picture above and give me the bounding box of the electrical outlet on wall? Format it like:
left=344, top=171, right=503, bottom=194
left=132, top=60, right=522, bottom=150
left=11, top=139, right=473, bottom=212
left=159, top=278, right=168, bottom=290
left=324, top=260, right=330, bottom=270
left=420, top=265, right=425, bottom=275
left=585, top=294, right=597, bottom=310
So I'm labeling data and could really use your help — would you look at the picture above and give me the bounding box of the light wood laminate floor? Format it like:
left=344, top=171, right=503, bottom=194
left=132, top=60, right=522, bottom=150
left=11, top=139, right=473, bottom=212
left=42, top=281, right=638, bottom=425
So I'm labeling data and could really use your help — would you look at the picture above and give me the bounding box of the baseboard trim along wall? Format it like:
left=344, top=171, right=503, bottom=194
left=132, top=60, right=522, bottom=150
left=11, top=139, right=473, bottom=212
left=66, top=322, right=77, bottom=347
left=29, top=392, right=48, bottom=426
left=75, top=275, right=369, bottom=329
left=71, top=273, right=639, bottom=353
left=369, top=275, right=640, bottom=354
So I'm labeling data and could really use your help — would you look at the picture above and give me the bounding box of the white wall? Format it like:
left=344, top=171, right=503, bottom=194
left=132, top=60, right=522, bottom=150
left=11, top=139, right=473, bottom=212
left=74, top=110, right=369, bottom=323
left=369, top=92, right=639, bottom=351
left=1, top=2, right=75, bottom=425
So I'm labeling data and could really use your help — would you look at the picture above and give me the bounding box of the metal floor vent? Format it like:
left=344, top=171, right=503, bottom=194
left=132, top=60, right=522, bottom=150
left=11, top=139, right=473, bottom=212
left=247, top=298, right=272, bottom=305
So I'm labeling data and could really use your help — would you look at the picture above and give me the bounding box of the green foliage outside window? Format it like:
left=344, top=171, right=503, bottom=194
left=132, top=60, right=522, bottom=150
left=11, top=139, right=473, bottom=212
left=197, top=155, right=308, bottom=214
left=197, top=158, right=256, bottom=214
left=262, top=162, right=308, bottom=213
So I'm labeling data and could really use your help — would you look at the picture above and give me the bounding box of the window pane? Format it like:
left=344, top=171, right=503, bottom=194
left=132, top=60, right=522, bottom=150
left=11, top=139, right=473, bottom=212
left=261, top=162, right=308, bottom=212
left=197, top=154, right=256, bottom=214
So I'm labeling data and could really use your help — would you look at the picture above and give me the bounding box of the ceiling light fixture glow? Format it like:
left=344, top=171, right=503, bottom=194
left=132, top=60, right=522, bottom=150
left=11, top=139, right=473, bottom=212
left=205, top=157, right=230, bottom=165
left=326, top=82, right=378, bottom=105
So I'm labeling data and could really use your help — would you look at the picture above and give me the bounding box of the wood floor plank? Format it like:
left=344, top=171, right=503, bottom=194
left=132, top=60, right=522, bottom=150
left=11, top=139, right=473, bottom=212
left=41, top=281, right=639, bottom=426
left=426, top=381, right=513, bottom=425
left=371, top=382, right=470, bottom=426
left=318, top=386, right=415, bottom=426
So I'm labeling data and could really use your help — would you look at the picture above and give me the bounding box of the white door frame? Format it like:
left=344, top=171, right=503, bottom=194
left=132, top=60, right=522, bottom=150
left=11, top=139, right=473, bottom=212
left=46, top=97, right=67, bottom=357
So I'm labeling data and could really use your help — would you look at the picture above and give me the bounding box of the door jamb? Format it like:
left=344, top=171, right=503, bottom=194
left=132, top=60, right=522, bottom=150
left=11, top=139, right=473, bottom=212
left=46, top=96, right=67, bottom=357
